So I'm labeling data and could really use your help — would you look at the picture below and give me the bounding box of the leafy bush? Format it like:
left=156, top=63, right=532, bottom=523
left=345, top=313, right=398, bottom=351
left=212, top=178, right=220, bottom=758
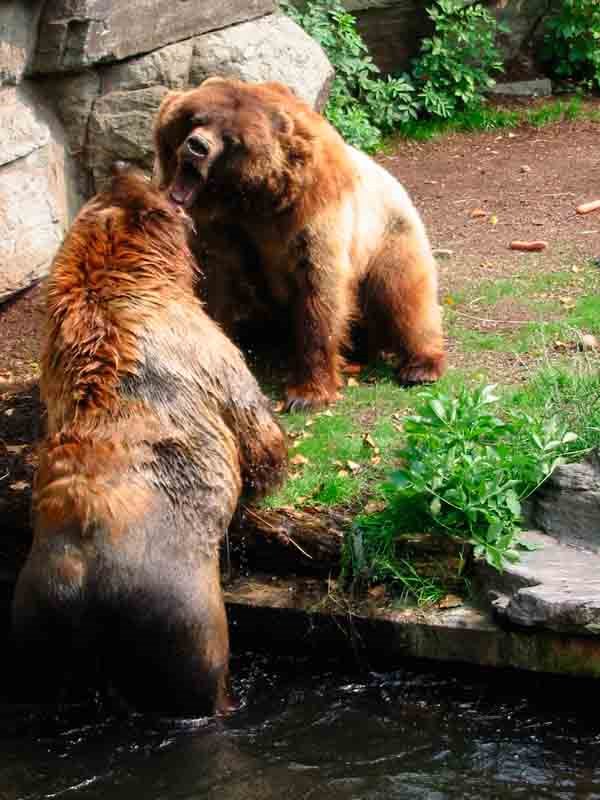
left=412, top=0, right=507, bottom=118
left=348, top=384, right=580, bottom=592
left=280, top=0, right=418, bottom=150
left=542, top=0, right=600, bottom=90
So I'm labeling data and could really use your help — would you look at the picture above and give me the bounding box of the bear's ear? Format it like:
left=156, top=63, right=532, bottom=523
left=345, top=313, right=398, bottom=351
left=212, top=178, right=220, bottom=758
left=270, top=109, right=294, bottom=136
left=156, top=89, right=184, bottom=126
left=200, top=76, right=230, bottom=89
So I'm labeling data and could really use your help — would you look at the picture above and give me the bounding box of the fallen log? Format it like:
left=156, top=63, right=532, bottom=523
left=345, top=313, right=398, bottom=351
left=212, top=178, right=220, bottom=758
left=223, top=505, right=347, bottom=577
left=222, top=506, right=467, bottom=586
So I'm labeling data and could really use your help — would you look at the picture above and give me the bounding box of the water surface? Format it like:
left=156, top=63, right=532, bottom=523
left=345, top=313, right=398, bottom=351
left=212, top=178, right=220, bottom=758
left=2, top=653, right=600, bottom=800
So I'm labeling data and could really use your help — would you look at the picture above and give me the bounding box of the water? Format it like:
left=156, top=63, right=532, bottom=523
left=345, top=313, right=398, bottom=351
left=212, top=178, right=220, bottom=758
left=2, top=653, right=600, bottom=800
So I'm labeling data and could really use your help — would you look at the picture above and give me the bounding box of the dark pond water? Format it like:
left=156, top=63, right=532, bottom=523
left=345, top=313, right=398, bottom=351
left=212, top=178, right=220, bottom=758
left=2, top=653, right=600, bottom=800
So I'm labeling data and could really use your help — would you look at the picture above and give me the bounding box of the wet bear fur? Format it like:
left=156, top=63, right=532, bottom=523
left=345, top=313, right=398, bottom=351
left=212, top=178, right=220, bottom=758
left=154, top=77, right=446, bottom=412
left=11, top=165, right=287, bottom=715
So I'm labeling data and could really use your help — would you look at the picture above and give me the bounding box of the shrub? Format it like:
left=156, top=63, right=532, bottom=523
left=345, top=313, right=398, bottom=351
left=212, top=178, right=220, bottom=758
left=280, top=0, right=418, bottom=150
left=542, top=0, right=600, bottom=90
left=348, top=384, right=579, bottom=593
left=412, top=0, right=507, bottom=118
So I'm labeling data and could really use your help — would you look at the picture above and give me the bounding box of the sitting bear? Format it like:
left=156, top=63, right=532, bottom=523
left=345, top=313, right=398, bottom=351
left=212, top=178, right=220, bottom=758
left=12, top=164, right=287, bottom=715
left=154, top=78, right=446, bottom=412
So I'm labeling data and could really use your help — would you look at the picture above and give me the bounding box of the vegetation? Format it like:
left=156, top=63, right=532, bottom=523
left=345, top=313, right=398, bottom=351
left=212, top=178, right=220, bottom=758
left=280, top=0, right=417, bottom=150
left=281, top=0, right=600, bottom=149
left=543, top=0, right=600, bottom=91
left=412, top=0, right=507, bottom=119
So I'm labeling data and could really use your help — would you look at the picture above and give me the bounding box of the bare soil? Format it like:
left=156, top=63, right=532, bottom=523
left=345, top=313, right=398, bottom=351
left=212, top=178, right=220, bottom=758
left=2, top=113, right=600, bottom=575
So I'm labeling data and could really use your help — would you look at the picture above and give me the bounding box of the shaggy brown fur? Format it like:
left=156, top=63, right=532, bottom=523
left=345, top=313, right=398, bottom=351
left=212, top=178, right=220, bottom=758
left=154, top=78, right=446, bottom=412
left=12, top=165, right=287, bottom=715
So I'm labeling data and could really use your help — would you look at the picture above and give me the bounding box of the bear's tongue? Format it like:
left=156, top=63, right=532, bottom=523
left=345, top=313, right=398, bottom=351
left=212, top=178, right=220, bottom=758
left=170, top=164, right=201, bottom=208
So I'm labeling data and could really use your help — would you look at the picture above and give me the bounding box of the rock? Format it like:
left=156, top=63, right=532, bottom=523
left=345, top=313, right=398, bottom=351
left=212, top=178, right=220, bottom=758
left=100, top=40, right=194, bottom=94
left=528, top=451, right=600, bottom=553
left=87, top=86, right=170, bottom=190
left=579, top=334, right=599, bottom=352
left=477, top=531, right=600, bottom=636
left=0, top=1, right=45, bottom=86
left=0, top=147, right=76, bottom=303
left=32, top=0, right=275, bottom=74
left=0, top=82, right=81, bottom=303
left=40, top=71, right=101, bottom=158
left=190, top=14, right=334, bottom=111
left=0, top=85, right=51, bottom=167
left=488, top=79, right=553, bottom=98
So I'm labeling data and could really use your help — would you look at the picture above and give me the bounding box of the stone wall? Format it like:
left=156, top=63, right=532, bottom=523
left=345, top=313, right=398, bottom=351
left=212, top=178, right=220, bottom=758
left=0, top=0, right=333, bottom=303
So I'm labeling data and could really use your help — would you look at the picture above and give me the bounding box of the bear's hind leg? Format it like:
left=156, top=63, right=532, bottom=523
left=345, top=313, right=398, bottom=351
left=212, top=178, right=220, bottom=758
left=364, top=232, right=446, bottom=384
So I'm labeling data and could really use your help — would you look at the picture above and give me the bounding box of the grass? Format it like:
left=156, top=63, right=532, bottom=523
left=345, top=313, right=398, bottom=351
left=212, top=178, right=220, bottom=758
left=392, top=96, right=595, bottom=142
left=262, top=256, right=600, bottom=520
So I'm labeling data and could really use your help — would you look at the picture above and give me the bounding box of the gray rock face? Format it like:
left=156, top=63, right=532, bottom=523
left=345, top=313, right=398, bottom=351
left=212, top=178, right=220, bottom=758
left=88, top=86, right=170, bottom=189
left=100, top=40, right=194, bottom=93
left=190, top=13, right=334, bottom=111
left=488, top=79, right=553, bottom=97
left=0, top=1, right=45, bottom=86
left=528, top=451, right=600, bottom=552
left=477, top=531, right=600, bottom=636
left=0, top=83, right=81, bottom=303
left=32, top=0, right=275, bottom=74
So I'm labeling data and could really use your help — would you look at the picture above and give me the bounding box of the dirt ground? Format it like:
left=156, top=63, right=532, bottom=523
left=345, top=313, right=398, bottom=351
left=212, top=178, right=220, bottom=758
left=1, top=111, right=600, bottom=574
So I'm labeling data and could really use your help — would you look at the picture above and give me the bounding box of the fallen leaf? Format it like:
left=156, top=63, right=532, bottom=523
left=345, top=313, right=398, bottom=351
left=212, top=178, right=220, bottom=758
left=579, top=334, right=599, bottom=351
left=470, top=208, right=487, bottom=219
left=572, top=265, right=581, bottom=273
left=347, top=377, right=359, bottom=388
left=364, top=500, right=386, bottom=514
left=520, top=164, right=531, bottom=173
left=362, top=433, right=377, bottom=450
left=10, top=481, right=30, bottom=491
left=370, top=456, right=381, bottom=465
left=433, top=248, right=453, bottom=258
left=4, top=408, right=14, bottom=417
left=336, top=469, right=349, bottom=478
left=290, top=454, right=309, bottom=467
left=6, top=445, right=26, bottom=455
left=438, top=594, right=464, bottom=610
left=368, top=585, right=387, bottom=601
left=321, top=409, right=334, bottom=417
left=346, top=460, right=361, bottom=474
left=305, top=418, right=314, bottom=427
left=559, top=296, right=576, bottom=308
left=490, top=215, right=498, bottom=226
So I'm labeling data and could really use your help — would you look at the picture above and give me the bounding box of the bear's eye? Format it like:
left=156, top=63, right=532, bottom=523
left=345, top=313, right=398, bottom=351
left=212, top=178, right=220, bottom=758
left=223, top=132, right=242, bottom=149
left=190, top=112, right=210, bottom=126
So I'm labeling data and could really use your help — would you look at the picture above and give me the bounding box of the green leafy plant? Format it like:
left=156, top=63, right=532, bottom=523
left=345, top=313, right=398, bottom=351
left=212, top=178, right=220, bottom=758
left=280, top=0, right=418, bottom=149
left=412, top=0, right=507, bottom=118
left=346, top=384, right=580, bottom=598
left=542, top=0, right=600, bottom=90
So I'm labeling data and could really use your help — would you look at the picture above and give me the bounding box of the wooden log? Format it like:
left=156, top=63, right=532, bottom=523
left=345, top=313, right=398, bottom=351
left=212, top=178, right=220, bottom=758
left=223, top=505, right=348, bottom=577
left=222, top=506, right=468, bottom=583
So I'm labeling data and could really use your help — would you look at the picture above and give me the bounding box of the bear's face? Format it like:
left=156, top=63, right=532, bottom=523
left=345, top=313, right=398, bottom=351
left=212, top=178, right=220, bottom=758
left=155, top=79, right=302, bottom=210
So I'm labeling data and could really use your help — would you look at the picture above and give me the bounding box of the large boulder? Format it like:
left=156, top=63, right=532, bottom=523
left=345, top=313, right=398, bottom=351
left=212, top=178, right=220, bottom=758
left=0, top=84, right=80, bottom=303
left=31, top=0, right=275, bottom=74
left=0, top=1, right=45, bottom=86
left=189, top=13, right=334, bottom=111
left=87, top=86, right=170, bottom=190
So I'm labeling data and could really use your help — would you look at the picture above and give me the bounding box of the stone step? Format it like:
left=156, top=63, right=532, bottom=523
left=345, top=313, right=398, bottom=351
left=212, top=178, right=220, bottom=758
left=477, top=530, right=600, bottom=636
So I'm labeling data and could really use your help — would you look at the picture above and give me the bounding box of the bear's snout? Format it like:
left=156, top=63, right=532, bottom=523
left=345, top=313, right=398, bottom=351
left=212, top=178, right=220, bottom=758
left=185, top=134, right=210, bottom=159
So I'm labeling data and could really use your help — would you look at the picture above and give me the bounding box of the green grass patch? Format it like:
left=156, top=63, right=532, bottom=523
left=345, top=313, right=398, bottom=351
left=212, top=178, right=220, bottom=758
left=391, top=97, right=592, bottom=142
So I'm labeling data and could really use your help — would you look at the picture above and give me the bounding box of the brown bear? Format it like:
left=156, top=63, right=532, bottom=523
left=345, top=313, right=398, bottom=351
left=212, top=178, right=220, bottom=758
left=11, top=164, right=287, bottom=715
left=154, top=77, right=446, bottom=412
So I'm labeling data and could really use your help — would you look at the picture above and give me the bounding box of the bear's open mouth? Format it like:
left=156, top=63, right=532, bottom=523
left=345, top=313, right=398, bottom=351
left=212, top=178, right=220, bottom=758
left=170, top=160, right=202, bottom=208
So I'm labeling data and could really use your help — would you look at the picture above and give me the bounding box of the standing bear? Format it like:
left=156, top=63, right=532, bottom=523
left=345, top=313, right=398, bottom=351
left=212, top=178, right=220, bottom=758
left=12, top=165, right=287, bottom=715
left=154, top=78, right=446, bottom=412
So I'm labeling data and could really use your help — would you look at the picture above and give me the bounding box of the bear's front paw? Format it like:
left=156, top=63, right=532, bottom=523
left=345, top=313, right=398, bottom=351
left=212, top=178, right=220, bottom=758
left=284, top=383, right=338, bottom=413
left=397, top=354, right=446, bottom=386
